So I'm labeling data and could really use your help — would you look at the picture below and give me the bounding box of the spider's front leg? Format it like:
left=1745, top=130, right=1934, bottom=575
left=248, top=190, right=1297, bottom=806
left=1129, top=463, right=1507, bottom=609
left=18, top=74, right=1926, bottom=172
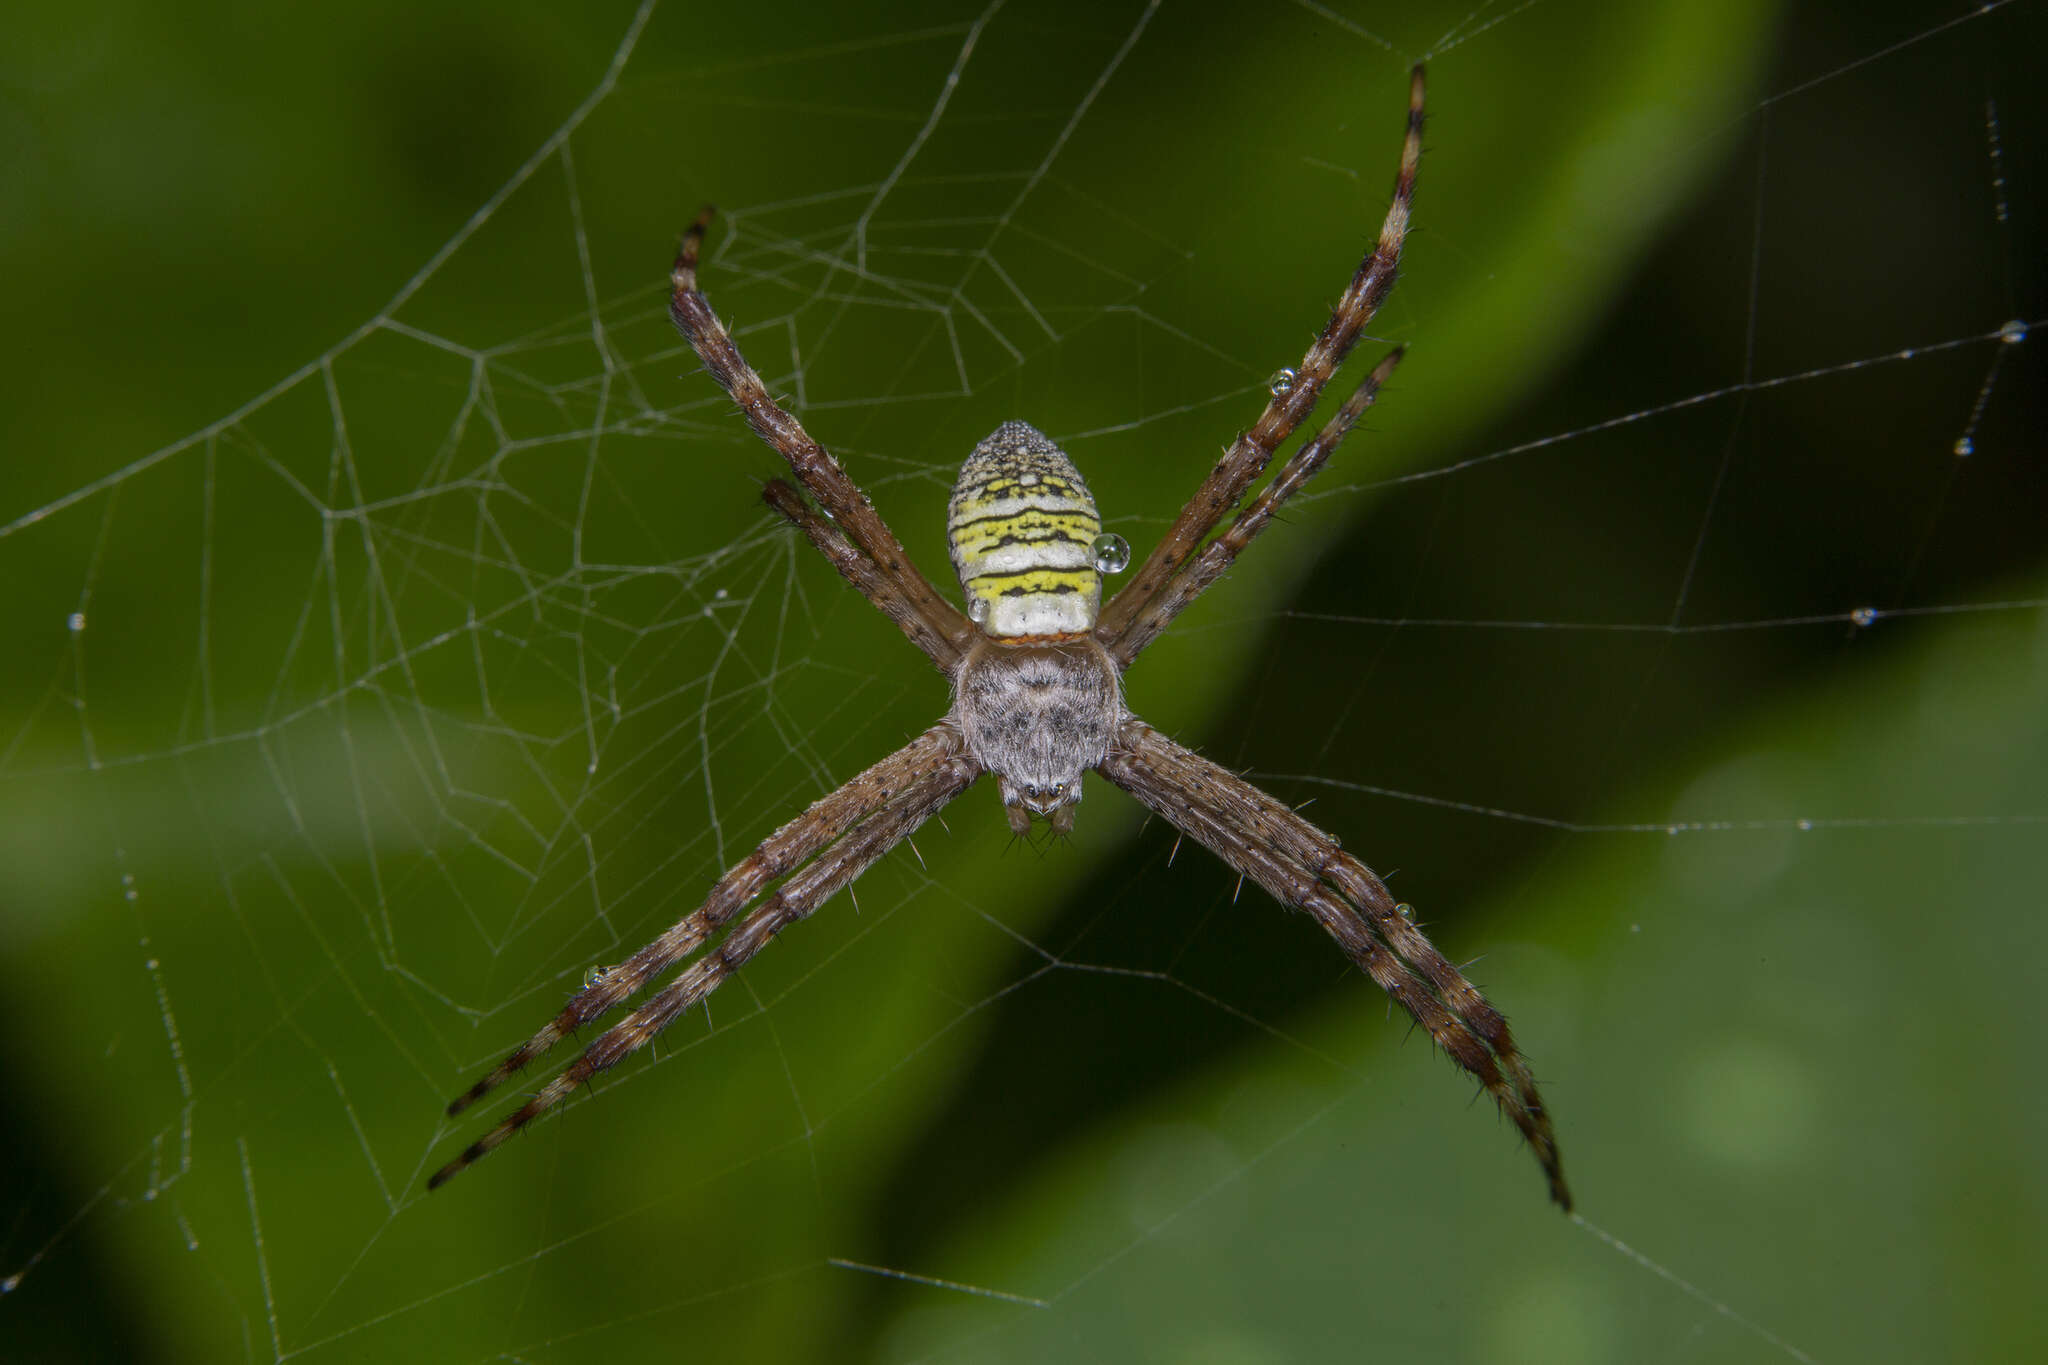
left=430, top=724, right=978, bottom=1189
left=1100, top=718, right=1570, bottom=1210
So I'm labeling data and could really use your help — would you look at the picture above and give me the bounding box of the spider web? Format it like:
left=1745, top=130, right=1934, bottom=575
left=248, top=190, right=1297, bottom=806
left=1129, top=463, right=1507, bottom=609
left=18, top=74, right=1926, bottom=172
left=3, top=0, right=2043, bottom=1361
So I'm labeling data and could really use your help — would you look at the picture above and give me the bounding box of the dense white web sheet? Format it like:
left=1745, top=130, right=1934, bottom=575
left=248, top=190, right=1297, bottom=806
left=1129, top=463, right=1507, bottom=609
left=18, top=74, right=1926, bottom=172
left=2, top=0, right=2043, bottom=1361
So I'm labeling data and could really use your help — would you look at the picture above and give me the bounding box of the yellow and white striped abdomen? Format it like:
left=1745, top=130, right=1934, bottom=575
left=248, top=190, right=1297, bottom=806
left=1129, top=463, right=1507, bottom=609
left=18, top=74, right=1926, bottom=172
left=947, top=421, right=1102, bottom=639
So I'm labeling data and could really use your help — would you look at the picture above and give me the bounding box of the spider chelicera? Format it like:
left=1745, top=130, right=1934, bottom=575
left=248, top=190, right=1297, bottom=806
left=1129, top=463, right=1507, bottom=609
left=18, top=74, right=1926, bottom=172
left=431, top=64, right=1569, bottom=1210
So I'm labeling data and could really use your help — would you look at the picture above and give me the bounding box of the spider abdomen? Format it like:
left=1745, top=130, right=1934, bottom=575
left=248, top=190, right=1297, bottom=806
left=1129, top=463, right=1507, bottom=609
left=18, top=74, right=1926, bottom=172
left=953, top=636, right=1122, bottom=834
left=947, top=421, right=1104, bottom=638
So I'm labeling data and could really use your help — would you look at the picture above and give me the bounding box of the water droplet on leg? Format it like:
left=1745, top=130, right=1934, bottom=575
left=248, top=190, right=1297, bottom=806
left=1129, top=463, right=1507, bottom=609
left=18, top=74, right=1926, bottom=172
left=1090, top=532, right=1130, bottom=574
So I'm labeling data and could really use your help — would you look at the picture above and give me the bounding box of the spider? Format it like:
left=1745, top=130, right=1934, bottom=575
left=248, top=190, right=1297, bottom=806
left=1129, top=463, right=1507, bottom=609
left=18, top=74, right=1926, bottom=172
left=430, top=64, right=1569, bottom=1210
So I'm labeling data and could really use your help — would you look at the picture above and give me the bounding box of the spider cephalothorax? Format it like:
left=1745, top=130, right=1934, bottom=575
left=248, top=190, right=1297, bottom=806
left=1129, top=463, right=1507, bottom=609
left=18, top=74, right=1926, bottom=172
left=431, top=65, right=1571, bottom=1212
left=954, top=631, right=1121, bottom=835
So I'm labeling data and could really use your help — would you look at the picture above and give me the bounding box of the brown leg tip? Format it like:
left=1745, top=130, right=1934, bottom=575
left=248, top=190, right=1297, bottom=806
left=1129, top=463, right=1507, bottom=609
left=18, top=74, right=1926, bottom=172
left=761, top=478, right=805, bottom=523
left=675, top=205, right=719, bottom=282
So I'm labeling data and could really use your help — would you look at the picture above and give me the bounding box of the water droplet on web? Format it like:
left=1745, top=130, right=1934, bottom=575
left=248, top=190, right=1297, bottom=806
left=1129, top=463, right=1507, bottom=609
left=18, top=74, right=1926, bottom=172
left=1090, top=532, right=1131, bottom=574
left=1849, top=606, right=1878, bottom=627
left=1796, top=819, right=1813, bottom=831
left=1999, top=318, right=2027, bottom=345
left=1952, top=436, right=1974, bottom=457
left=2, top=1273, right=19, bottom=1293
left=67, top=612, right=86, bottom=632
left=714, top=587, right=729, bottom=600
left=1267, top=368, right=1299, bottom=397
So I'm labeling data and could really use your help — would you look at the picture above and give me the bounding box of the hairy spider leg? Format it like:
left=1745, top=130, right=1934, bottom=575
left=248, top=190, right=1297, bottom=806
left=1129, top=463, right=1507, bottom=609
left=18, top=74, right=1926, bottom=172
left=1102, top=719, right=1570, bottom=1210
left=670, top=207, right=971, bottom=666
left=1114, top=346, right=1405, bottom=664
left=762, top=479, right=960, bottom=671
left=1097, top=63, right=1425, bottom=649
left=439, top=726, right=965, bottom=1124
left=431, top=744, right=979, bottom=1189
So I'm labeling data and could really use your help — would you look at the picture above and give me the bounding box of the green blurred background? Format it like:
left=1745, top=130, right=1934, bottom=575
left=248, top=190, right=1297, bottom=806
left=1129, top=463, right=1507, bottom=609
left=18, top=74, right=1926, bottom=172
left=2, top=1, right=2043, bottom=1361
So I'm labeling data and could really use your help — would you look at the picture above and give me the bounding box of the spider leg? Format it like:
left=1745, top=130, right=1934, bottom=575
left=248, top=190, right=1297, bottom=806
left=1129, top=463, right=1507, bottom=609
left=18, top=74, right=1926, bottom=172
left=1097, top=64, right=1424, bottom=648
left=1099, top=718, right=1570, bottom=1210
left=762, top=478, right=961, bottom=671
left=670, top=208, right=972, bottom=658
left=430, top=743, right=980, bottom=1190
left=1111, top=346, right=1403, bottom=665
left=443, top=723, right=967, bottom=1122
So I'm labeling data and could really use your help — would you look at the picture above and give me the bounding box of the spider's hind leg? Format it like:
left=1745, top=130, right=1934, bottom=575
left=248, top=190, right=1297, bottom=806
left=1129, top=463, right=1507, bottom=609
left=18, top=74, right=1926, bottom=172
left=761, top=479, right=962, bottom=672
left=1095, top=63, right=1425, bottom=651
left=669, top=208, right=972, bottom=663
